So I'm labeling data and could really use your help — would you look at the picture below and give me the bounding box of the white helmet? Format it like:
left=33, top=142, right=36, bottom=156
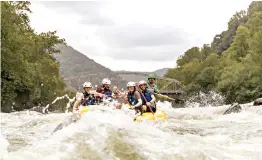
left=138, top=80, right=147, bottom=85
left=83, top=81, right=92, bottom=88
left=127, top=81, right=136, bottom=87
left=102, top=78, right=111, bottom=85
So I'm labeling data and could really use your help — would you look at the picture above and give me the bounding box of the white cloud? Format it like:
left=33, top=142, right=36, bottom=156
left=29, top=0, right=252, bottom=72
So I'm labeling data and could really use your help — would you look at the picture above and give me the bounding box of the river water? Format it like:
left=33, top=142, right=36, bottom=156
left=1, top=99, right=262, bottom=160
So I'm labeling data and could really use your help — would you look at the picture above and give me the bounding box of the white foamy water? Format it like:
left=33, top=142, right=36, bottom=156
left=1, top=101, right=262, bottom=160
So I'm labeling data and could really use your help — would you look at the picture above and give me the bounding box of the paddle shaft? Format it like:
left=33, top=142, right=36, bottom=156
left=81, top=93, right=107, bottom=106
left=115, top=89, right=130, bottom=105
left=156, top=93, right=176, bottom=101
left=80, top=95, right=91, bottom=105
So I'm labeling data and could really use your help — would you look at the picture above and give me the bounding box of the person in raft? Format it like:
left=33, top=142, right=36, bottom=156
left=125, top=81, right=144, bottom=115
left=137, top=80, right=157, bottom=113
left=96, top=78, right=122, bottom=109
left=72, top=81, right=103, bottom=112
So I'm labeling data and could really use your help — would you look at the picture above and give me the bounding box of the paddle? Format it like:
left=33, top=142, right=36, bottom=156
left=156, top=93, right=176, bottom=101
left=133, top=112, right=142, bottom=121
left=115, top=88, right=144, bottom=121
left=81, top=95, right=91, bottom=105
left=115, top=88, right=130, bottom=105
left=135, top=83, right=158, bottom=122
left=115, top=88, right=139, bottom=121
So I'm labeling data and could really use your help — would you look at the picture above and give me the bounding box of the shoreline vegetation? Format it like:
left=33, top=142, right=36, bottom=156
left=1, top=2, right=73, bottom=112
left=164, top=1, right=262, bottom=104
left=1, top=2, right=261, bottom=113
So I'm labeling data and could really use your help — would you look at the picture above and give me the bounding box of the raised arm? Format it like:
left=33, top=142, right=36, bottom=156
left=90, top=90, right=104, bottom=97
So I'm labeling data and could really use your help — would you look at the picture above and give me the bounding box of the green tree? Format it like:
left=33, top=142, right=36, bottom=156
left=165, top=1, right=262, bottom=104
left=1, top=2, right=68, bottom=112
left=177, top=47, right=201, bottom=67
left=247, top=1, right=262, bottom=17
left=211, top=11, right=248, bottom=55
left=225, top=26, right=250, bottom=61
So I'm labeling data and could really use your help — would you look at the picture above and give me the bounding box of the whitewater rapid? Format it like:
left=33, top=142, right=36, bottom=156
left=1, top=101, right=262, bottom=160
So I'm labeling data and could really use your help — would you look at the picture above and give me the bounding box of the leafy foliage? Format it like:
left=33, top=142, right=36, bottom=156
left=165, top=1, right=262, bottom=104
left=1, top=2, right=69, bottom=112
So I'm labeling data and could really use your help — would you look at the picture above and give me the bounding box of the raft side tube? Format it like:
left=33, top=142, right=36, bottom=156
left=134, top=110, right=167, bottom=123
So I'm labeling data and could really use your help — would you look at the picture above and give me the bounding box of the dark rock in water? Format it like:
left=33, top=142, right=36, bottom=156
left=253, top=98, right=262, bottom=106
left=52, top=113, right=82, bottom=134
left=223, top=103, right=242, bottom=115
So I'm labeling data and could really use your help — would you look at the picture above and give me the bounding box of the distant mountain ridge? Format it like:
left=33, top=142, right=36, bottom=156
left=151, top=68, right=170, bottom=77
left=54, top=45, right=126, bottom=91
left=54, top=44, right=170, bottom=91
left=116, top=68, right=170, bottom=77
left=115, top=68, right=170, bottom=82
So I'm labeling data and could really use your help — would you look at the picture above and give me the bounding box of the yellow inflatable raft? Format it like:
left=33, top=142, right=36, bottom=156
left=78, top=105, right=91, bottom=114
left=124, top=104, right=167, bottom=122
left=134, top=110, right=167, bottom=123
left=124, top=104, right=163, bottom=111
left=78, top=105, right=167, bottom=123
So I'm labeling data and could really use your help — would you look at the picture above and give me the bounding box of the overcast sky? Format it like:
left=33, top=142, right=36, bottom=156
left=29, top=0, right=252, bottom=72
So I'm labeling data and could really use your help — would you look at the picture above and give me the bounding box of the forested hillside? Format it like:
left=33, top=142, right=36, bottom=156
left=1, top=2, right=68, bottom=112
left=165, top=1, right=262, bottom=103
left=53, top=45, right=127, bottom=91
